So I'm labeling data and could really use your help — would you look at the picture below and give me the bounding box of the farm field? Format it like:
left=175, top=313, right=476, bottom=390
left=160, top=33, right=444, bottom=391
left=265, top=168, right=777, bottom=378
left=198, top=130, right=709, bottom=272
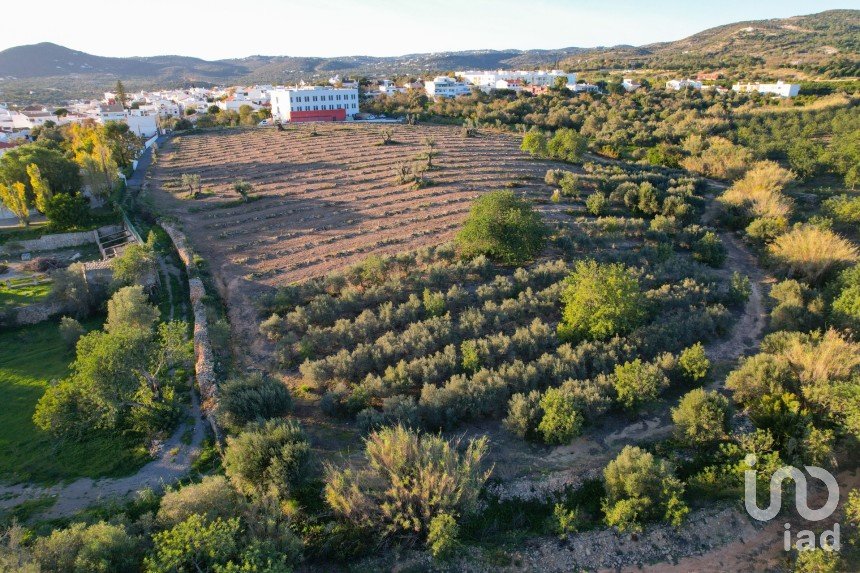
left=149, top=124, right=557, bottom=290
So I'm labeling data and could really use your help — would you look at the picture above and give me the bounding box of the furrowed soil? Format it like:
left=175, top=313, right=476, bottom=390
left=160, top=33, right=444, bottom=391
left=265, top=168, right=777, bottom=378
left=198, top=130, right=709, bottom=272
left=149, top=123, right=552, bottom=356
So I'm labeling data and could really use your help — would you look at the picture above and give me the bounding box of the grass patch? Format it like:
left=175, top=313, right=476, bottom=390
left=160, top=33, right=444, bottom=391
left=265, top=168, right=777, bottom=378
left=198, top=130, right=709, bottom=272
left=0, top=278, right=52, bottom=310
left=0, top=319, right=150, bottom=485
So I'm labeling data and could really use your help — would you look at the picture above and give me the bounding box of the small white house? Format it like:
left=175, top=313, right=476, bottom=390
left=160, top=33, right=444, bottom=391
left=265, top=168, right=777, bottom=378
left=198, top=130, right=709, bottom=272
left=424, top=77, right=472, bottom=99
left=126, top=109, right=158, bottom=137
left=621, top=78, right=641, bottom=92
left=666, top=79, right=703, bottom=91
left=732, top=80, right=800, bottom=98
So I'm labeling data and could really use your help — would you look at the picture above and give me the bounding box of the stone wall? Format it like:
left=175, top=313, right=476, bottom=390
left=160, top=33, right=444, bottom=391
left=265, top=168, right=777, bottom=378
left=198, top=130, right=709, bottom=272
left=160, top=221, right=222, bottom=444
left=0, top=225, right=123, bottom=255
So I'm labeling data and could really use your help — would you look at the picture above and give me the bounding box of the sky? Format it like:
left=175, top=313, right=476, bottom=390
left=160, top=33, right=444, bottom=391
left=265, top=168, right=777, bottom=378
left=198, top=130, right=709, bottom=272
left=2, top=0, right=855, bottom=60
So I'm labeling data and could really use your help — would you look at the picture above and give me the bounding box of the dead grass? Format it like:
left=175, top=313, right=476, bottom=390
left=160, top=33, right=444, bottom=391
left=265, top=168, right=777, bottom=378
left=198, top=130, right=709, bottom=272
left=768, top=225, right=858, bottom=283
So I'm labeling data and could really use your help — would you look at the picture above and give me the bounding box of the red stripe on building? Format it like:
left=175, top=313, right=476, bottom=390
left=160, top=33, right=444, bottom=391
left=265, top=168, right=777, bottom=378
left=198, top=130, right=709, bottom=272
left=287, top=109, right=346, bottom=122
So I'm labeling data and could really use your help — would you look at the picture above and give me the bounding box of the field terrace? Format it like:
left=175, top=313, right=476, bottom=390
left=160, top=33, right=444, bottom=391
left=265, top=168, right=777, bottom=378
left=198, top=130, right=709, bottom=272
left=151, top=123, right=557, bottom=288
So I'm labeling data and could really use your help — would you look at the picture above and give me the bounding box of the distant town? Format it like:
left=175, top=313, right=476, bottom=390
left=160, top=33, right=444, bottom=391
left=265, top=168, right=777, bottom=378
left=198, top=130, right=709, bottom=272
left=0, top=69, right=801, bottom=152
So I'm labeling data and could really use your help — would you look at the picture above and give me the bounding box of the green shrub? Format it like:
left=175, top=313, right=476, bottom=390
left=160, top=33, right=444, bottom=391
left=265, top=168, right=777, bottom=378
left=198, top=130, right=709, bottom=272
left=44, top=193, right=90, bottom=231
left=427, top=513, right=459, bottom=560
left=58, top=316, right=85, bottom=349
left=693, top=231, right=727, bottom=268
left=156, top=475, right=241, bottom=527
left=585, top=192, right=607, bottom=215
left=144, top=515, right=240, bottom=573
left=504, top=390, right=543, bottom=440
left=219, top=373, right=292, bottom=432
left=671, top=389, right=729, bottom=445
left=823, top=194, right=860, bottom=226
left=613, top=359, right=669, bottom=410
left=678, top=343, right=711, bottom=383
left=558, top=260, right=646, bottom=343
left=456, top=190, right=546, bottom=265
left=33, top=521, right=139, bottom=573
left=551, top=503, right=580, bottom=538
left=223, top=419, right=310, bottom=499
left=602, top=445, right=688, bottom=532
left=538, top=387, right=584, bottom=444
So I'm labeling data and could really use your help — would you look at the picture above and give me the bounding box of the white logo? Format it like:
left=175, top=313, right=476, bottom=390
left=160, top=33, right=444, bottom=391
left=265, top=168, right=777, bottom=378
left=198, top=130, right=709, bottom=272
left=744, top=455, right=841, bottom=552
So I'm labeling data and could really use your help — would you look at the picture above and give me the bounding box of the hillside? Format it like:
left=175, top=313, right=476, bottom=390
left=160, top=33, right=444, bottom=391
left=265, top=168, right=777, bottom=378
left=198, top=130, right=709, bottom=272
left=562, top=9, right=860, bottom=75
left=0, top=9, right=855, bottom=104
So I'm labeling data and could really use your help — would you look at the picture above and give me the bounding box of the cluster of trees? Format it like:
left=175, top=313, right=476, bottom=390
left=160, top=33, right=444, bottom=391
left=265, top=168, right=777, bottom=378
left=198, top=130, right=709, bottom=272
left=34, top=285, right=191, bottom=441
left=0, top=120, right=143, bottom=230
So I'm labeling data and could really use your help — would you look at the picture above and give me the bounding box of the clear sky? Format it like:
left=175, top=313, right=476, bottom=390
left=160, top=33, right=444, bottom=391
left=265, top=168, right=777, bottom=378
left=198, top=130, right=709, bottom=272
left=2, top=0, right=854, bottom=60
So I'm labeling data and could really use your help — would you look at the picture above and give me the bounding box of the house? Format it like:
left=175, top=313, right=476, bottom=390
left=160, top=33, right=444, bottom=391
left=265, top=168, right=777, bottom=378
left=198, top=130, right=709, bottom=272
left=378, top=80, right=405, bottom=96
left=495, top=79, right=526, bottom=92
left=732, top=80, right=800, bottom=98
left=621, top=78, right=641, bottom=92
left=424, top=77, right=472, bottom=99
left=97, top=103, right=127, bottom=123
left=126, top=109, right=158, bottom=137
left=666, top=79, right=703, bottom=91
left=456, top=70, right=576, bottom=90
left=270, top=86, right=360, bottom=122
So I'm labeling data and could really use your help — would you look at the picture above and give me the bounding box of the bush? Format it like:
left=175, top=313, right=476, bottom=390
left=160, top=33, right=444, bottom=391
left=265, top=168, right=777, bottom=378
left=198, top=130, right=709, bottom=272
left=504, top=390, right=543, bottom=440
left=219, top=373, right=292, bottom=431
left=427, top=513, right=459, bottom=560
left=830, top=267, right=860, bottom=331
left=144, top=515, right=241, bottom=573
left=223, top=419, right=310, bottom=499
left=456, top=190, right=547, bottom=265
left=602, top=445, right=688, bottom=532
left=156, top=475, right=241, bottom=527
left=33, top=521, right=139, bottom=573
left=44, top=193, right=90, bottom=231
left=746, top=216, right=788, bottom=244
left=547, top=128, right=588, bottom=163
left=111, top=244, right=156, bottom=288
left=538, top=387, right=584, bottom=444
left=585, top=192, right=607, bottom=215
left=768, top=226, right=858, bottom=284
left=692, top=231, right=726, bottom=268
left=678, top=343, right=711, bottom=383
left=58, top=316, right=85, bottom=349
left=671, top=389, right=729, bottom=445
left=324, top=425, right=490, bottom=540
left=558, top=260, right=646, bottom=343
left=823, top=194, right=860, bottom=226
left=521, top=130, right=548, bottom=157
left=613, top=359, right=669, bottom=409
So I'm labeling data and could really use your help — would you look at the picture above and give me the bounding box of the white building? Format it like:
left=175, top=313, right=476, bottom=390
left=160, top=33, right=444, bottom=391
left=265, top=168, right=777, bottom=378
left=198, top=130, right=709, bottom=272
left=570, top=83, right=600, bottom=93
left=732, top=80, right=800, bottom=98
left=424, top=76, right=472, bottom=99
left=666, top=78, right=703, bottom=91
left=378, top=80, right=405, bottom=96
left=456, top=69, right=576, bottom=90
left=621, top=78, right=641, bottom=92
left=97, top=103, right=127, bottom=122
left=126, top=109, right=158, bottom=137
left=270, top=86, right=360, bottom=122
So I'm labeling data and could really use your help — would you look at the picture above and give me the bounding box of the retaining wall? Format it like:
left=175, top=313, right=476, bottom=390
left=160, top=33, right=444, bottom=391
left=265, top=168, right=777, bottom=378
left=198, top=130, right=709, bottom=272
left=1, top=225, right=124, bottom=255
left=160, top=221, right=222, bottom=444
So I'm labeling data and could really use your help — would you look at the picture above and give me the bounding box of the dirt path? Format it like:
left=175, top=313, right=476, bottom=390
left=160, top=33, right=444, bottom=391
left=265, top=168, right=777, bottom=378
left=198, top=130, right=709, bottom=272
left=0, top=392, right=206, bottom=520
left=157, top=255, right=175, bottom=321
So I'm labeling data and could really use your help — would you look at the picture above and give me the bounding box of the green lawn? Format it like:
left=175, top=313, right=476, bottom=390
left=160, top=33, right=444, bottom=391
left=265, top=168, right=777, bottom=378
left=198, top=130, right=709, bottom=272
left=0, top=320, right=149, bottom=485
left=0, top=278, right=52, bottom=311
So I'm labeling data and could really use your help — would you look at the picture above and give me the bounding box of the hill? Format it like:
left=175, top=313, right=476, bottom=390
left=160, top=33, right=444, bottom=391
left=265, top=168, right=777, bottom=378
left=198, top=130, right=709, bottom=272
left=0, top=9, right=855, bottom=104
left=561, top=9, right=860, bottom=76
